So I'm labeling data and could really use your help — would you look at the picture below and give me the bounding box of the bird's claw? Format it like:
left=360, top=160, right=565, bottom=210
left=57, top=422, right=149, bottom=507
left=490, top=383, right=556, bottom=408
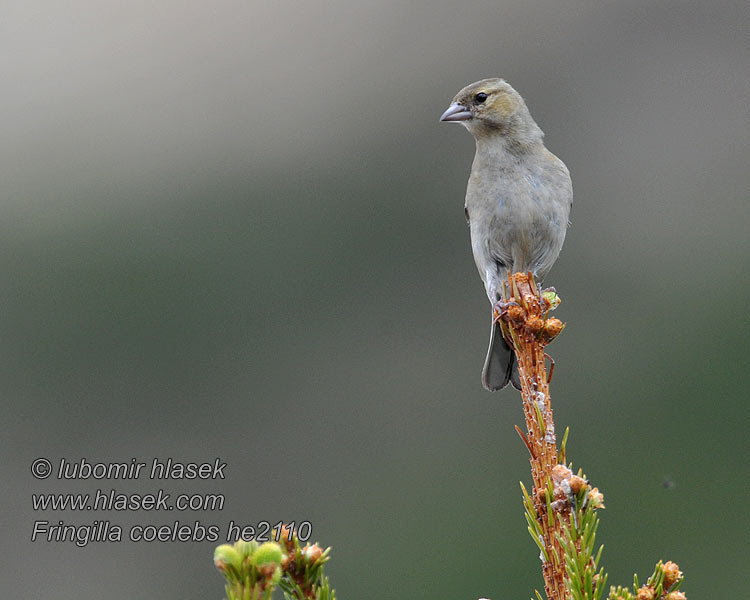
left=493, top=300, right=520, bottom=323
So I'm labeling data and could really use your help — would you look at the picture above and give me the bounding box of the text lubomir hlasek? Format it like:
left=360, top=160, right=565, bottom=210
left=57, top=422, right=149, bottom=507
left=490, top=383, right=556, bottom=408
left=55, top=458, right=226, bottom=480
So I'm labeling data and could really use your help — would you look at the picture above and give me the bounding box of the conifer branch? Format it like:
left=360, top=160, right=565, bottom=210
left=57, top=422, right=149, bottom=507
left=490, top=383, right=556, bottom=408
left=497, top=273, right=686, bottom=600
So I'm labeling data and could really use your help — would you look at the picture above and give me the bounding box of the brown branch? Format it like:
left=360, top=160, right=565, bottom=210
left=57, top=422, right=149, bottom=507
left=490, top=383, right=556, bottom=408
left=497, top=272, right=567, bottom=600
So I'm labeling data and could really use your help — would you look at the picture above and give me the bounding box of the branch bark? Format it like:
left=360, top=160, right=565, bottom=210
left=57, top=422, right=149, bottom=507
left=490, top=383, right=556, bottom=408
left=497, top=272, right=567, bottom=600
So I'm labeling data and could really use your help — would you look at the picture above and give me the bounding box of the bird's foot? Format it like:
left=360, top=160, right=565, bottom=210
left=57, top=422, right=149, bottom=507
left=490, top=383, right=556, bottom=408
left=493, top=300, right=520, bottom=323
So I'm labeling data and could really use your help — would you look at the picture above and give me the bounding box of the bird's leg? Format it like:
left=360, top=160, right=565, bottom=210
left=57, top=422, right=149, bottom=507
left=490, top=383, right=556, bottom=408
left=493, top=288, right=522, bottom=325
left=492, top=299, right=520, bottom=324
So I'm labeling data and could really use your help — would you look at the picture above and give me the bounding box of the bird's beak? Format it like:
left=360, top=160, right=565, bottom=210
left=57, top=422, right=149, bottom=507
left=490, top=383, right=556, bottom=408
left=439, top=102, right=472, bottom=122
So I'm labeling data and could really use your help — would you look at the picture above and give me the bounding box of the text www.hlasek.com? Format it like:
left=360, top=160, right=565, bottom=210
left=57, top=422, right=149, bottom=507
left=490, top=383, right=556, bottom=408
left=32, top=489, right=225, bottom=511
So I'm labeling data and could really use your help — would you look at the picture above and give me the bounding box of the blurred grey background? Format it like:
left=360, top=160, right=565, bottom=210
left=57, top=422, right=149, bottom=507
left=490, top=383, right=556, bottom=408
left=2, top=1, right=748, bottom=598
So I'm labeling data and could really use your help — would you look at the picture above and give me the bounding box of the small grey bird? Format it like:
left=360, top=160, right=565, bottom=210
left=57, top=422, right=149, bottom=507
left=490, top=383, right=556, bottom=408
left=440, top=78, right=572, bottom=391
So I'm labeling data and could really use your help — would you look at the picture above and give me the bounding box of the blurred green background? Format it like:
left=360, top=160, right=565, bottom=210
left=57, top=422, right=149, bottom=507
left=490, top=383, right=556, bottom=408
left=3, top=1, right=748, bottom=598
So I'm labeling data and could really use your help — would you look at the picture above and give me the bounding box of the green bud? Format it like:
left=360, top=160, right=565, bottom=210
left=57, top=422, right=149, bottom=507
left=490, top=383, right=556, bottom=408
left=214, top=544, right=242, bottom=573
left=542, top=290, right=561, bottom=310
left=234, top=539, right=257, bottom=560
left=254, top=542, right=283, bottom=567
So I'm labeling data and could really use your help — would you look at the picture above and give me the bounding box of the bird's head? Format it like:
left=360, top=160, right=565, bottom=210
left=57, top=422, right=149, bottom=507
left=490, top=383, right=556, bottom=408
left=440, top=78, right=542, bottom=146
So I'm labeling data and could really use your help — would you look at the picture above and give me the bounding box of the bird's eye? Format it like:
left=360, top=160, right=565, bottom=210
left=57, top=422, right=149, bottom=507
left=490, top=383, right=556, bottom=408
left=475, top=92, right=488, bottom=103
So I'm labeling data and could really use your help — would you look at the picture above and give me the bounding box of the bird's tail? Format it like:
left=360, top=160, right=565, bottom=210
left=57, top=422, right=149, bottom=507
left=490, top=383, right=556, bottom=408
left=482, top=319, right=521, bottom=392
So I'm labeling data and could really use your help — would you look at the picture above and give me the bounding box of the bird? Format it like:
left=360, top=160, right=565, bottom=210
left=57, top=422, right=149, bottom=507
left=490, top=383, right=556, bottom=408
left=440, top=78, right=572, bottom=391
